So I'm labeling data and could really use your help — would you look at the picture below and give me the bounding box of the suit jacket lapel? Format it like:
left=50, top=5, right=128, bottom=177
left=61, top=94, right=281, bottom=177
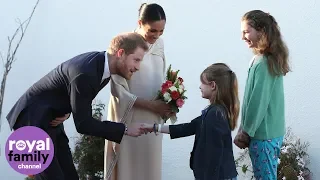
left=99, top=77, right=110, bottom=91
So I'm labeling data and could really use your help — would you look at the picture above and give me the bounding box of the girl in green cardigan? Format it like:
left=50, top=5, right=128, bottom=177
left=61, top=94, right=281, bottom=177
left=238, top=10, right=291, bottom=179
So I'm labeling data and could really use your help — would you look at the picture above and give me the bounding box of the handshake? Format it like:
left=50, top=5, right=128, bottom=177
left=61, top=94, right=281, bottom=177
left=124, top=123, right=157, bottom=137
left=48, top=113, right=159, bottom=137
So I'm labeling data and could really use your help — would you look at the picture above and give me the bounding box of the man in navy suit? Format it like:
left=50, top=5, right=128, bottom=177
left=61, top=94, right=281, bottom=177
left=6, top=32, right=149, bottom=180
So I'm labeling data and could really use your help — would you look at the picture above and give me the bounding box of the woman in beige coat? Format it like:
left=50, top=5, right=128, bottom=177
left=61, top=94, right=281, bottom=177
left=104, top=3, right=171, bottom=180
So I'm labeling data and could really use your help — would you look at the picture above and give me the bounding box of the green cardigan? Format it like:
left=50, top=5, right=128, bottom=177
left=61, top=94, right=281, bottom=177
left=241, top=55, right=285, bottom=140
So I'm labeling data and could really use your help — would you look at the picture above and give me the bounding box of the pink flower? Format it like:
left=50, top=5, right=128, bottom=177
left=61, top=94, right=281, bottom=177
left=176, top=99, right=184, bottom=107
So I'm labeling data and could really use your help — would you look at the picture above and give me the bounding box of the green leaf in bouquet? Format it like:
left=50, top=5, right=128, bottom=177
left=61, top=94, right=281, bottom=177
left=156, top=92, right=163, bottom=100
left=162, top=114, right=178, bottom=124
left=171, top=105, right=180, bottom=113
left=166, top=64, right=172, bottom=80
left=162, top=115, right=169, bottom=123
left=180, top=90, right=187, bottom=97
left=174, top=82, right=180, bottom=88
left=170, top=115, right=177, bottom=124
left=171, top=70, right=179, bottom=82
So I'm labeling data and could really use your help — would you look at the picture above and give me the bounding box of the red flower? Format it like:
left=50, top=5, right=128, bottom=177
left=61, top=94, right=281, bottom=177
left=165, top=80, right=173, bottom=86
left=161, top=81, right=173, bottom=94
left=178, top=77, right=183, bottom=84
left=161, top=89, right=167, bottom=94
left=170, top=91, right=180, bottom=100
left=176, top=99, right=185, bottom=107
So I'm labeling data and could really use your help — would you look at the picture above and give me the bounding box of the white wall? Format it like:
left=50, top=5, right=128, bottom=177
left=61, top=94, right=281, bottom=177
left=1, top=0, right=319, bottom=179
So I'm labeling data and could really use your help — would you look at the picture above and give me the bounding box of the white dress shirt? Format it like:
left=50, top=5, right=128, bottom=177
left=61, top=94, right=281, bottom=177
left=101, top=52, right=110, bottom=83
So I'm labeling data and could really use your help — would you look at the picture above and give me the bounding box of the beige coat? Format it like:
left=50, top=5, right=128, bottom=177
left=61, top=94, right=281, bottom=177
left=104, top=38, right=166, bottom=180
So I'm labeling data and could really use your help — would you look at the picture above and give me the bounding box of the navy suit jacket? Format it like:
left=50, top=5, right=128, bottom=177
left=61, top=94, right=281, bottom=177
left=6, top=51, right=125, bottom=143
left=169, top=105, right=238, bottom=180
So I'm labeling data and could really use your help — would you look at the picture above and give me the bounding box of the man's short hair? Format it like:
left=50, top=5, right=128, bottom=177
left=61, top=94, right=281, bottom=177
left=107, top=32, right=148, bottom=55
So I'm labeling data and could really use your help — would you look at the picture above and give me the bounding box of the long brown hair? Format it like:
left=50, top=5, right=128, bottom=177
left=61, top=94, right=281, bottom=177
left=200, top=63, right=240, bottom=130
left=242, top=10, right=291, bottom=76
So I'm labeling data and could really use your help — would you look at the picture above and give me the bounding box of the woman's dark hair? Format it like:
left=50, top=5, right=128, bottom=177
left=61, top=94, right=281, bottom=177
left=138, top=3, right=166, bottom=24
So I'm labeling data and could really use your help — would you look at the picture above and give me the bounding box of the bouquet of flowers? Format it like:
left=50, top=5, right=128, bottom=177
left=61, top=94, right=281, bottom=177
left=157, top=64, right=187, bottom=124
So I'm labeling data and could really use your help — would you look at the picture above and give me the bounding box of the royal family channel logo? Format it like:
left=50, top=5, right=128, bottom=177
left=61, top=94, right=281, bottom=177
left=5, top=126, right=54, bottom=175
